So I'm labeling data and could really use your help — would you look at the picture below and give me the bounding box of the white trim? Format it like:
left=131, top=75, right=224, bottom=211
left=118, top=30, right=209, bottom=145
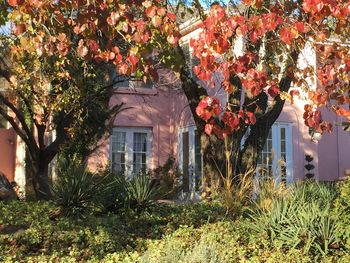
left=178, top=125, right=202, bottom=199
left=256, top=122, right=293, bottom=184
left=110, top=127, right=152, bottom=178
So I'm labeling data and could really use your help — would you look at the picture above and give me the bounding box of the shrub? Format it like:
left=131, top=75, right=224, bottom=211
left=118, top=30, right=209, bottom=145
left=252, top=177, right=288, bottom=212
left=333, top=177, right=350, bottom=249
left=94, top=169, right=128, bottom=214
left=250, top=181, right=339, bottom=258
left=52, top=159, right=100, bottom=217
left=153, top=157, right=182, bottom=199
left=126, top=172, right=160, bottom=213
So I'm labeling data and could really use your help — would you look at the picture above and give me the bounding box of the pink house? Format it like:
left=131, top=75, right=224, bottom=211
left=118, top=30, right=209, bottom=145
left=89, top=21, right=350, bottom=197
left=1, top=20, right=350, bottom=198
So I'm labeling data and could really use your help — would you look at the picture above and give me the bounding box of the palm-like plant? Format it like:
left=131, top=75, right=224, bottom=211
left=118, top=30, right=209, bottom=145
left=52, top=159, right=99, bottom=217
left=126, top=172, right=159, bottom=213
left=250, top=181, right=339, bottom=257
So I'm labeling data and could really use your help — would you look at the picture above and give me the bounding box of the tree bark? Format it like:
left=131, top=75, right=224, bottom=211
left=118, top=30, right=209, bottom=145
left=238, top=75, right=294, bottom=174
left=177, top=46, right=227, bottom=182
left=32, top=161, right=52, bottom=200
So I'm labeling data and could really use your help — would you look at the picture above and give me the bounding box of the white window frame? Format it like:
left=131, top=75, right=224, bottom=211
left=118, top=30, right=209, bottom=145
left=110, top=127, right=152, bottom=178
left=180, top=41, right=199, bottom=79
left=256, top=122, right=293, bottom=185
left=113, top=73, right=154, bottom=90
left=178, top=125, right=203, bottom=198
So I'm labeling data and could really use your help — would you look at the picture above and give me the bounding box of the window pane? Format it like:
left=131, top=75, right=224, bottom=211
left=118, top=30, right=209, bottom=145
left=133, top=153, right=147, bottom=174
left=258, top=129, right=273, bottom=179
left=112, top=152, right=125, bottom=173
left=133, top=133, right=147, bottom=152
left=280, top=127, right=286, bottom=140
left=268, top=129, right=272, bottom=139
left=194, top=131, right=202, bottom=191
left=281, top=140, right=286, bottom=153
left=111, top=132, right=126, bottom=174
left=130, top=79, right=153, bottom=89
left=133, top=133, right=148, bottom=174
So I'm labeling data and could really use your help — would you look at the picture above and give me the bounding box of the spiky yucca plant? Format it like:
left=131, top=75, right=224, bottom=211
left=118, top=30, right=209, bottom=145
left=126, top=172, right=160, bottom=213
left=53, top=159, right=99, bottom=217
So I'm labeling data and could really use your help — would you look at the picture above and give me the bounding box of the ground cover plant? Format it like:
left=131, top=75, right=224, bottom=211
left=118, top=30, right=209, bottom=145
left=1, top=179, right=350, bottom=262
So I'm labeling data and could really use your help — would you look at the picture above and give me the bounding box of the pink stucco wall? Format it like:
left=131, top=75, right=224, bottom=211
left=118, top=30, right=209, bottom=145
left=0, top=128, right=16, bottom=181
left=317, top=110, right=350, bottom=181
left=87, top=69, right=350, bottom=182
left=88, top=69, right=182, bottom=171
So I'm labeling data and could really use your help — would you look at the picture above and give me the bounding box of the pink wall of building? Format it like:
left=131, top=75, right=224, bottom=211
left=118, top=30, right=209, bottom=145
left=88, top=69, right=182, bottom=172
left=0, top=128, right=16, bottom=181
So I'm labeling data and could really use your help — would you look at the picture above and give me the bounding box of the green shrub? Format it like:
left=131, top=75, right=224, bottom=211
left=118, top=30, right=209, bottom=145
left=153, top=157, right=182, bottom=199
left=53, top=159, right=100, bottom=217
left=126, top=172, right=160, bottom=213
left=333, top=177, right=350, bottom=249
left=250, top=181, right=339, bottom=258
left=94, top=169, right=128, bottom=213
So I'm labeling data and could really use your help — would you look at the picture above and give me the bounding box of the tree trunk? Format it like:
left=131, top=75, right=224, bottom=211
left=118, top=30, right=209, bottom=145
left=30, top=150, right=53, bottom=200
left=177, top=46, right=228, bottom=181
left=32, top=162, right=52, bottom=200
left=238, top=75, right=294, bottom=174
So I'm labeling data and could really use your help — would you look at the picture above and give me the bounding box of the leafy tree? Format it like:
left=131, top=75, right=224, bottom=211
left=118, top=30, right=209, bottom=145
left=172, top=1, right=350, bottom=179
left=0, top=0, right=9, bottom=27
left=0, top=0, right=179, bottom=199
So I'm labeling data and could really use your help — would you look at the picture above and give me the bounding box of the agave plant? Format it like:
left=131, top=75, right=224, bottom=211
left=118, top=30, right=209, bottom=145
left=53, top=159, right=100, bottom=217
left=126, top=172, right=160, bottom=213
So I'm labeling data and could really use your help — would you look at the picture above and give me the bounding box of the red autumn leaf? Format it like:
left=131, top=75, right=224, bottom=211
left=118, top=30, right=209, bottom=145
left=246, top=112, right=256, bottom=124
left=204, top=123, right=213, bottom=135
left=107, top=12, right=120, bottom=26
left=145, top=6, right=157, bottom=18
left=113, top=53, right=123, bottom=64
left=57, top=42, right=69, bottom=56
left=88, top=40, right=100, bottom=53
left=167, top=13, right=176, bottom=22
left=294, top=21, right=305, bottom=33
left=268, top=85, right=279, bottom=98
left=109, top=52, right=115, bottom=60
left=335, top=107, right=350, bottom=116
left=57, top=33, right=67, bottom=42
left=14, top=24, right=26, bottom=35
left=118, top=63, right=129, bottom=75
left=279, top=27, right=295, bottom=45
left=28, top=0, right=43, bottom=8
left=128, top=55, right=139, bottom=66
left=167, top=35, right=178, bottom=45
left=157, top=7, right=166, bottom=17
left=196, top=106, right=211, bottom=121
left=7, top=0, right=17, bottom=7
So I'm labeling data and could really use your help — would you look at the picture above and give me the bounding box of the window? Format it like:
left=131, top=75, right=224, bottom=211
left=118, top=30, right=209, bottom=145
left=113, top=73, right=153, bottom=89
left=256, top=123, right=293, bottom=184
left=194, top=130, right=202, bottom=191
left=133, top=133, right=148, bottom=173
left=111, top=131, right=126, bottom=174
left=178, top=126, right=203, bottom=195
left=181, top=41, right=200, bottom=80
left=111, top=128, right=152, bottom=177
